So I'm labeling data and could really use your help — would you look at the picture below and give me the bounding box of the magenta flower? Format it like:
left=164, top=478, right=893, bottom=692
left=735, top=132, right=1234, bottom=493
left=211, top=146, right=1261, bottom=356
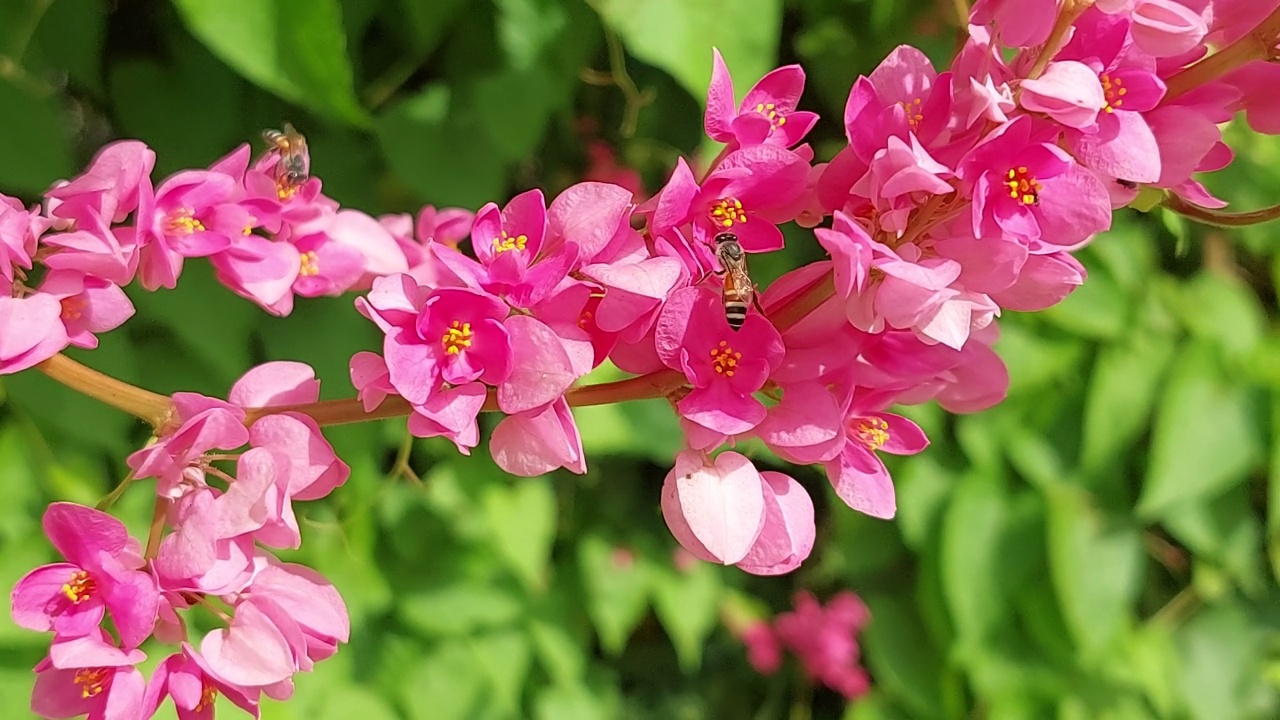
left=1019, top=61, right=1107, bottom=129
left=38, top=270, right=135, bottom=350
left=546, top=181, right=636, bottom=265
left=144, top=644, right=260, bottom=720
left=11, top=503, right=158, bottom=649
left=0, top=294, right=70, bottom=375
left=957, top=117, right=1111, bottom=248
left=40, top=214, right=138, bottom=288
left=860, top=45, right=954, bottom=149
left=656, top=287, right=785, bottom=434
left=433, top=189, right=577, bottom=308
left=374, top=283, right=513, bottom=405
left=31, top=631, right=147, bottom=720
left=823, top=406, right=929, bottom=519
left=705, top=48, right=819, bottom=149
left=406, top=381, right=487, bottom=453
left=152, top=488, right=255, bottom=597
left=134, top=170, right=243, bottom=290
left=773, top=590, right=872, bottom=699
left=349, top=350, right=396, bottom=412
left=756, top=382, right=846, bottom=464
left=970, top=0, right=1057, bottom=47
left=649, top=145, right=809, bottom=252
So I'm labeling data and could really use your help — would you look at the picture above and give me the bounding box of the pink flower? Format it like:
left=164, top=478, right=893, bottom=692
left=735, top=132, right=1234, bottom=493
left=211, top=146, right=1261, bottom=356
left=490, top=397, right=586, bottom=476
left=734, top=471, right=816, bottom=575
left=45, top=140, right=155, bottom=228
left=661, top=451, right=766, bottom=565
left=134, top=170, right=244, bottom=290
left=38, top=271, right=135, bottom=350
left=31, top=631, right=147, bottom=720
left=0, top=294, right=70, bottom=375
left=970, top=0, right=1057, bottom=47
left=774, top=590, right=872, bottom=699
left=1019, top=61, right=1107, bottom=129
left=823, top=406, right=929, bottom=519
left=705, top=49, right=819, bottom=149
left=957, top=117, right=1112, bottom=248
left=433, top=189, right=576, bottom=308
left=656, top=287, right=785, bottom=435
left=144, top=644, right=260, bottom=720
left=649, top=146, right=809, bottom=252
left=0, top=194, right=46, bottom=286
left=126, top=394, right=249, bottom=498
left=11, top=503, right=158, bottom=649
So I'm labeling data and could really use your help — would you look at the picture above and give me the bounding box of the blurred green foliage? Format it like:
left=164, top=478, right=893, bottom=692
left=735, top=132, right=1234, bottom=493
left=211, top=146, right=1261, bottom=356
left=1, top=0, right=1280, bottom=718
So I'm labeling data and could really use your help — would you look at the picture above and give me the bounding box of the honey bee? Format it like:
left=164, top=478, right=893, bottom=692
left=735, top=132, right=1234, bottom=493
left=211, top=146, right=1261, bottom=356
left=261, top=123, right=310, bottom=189
left=713, top=232, right=755, bottom=331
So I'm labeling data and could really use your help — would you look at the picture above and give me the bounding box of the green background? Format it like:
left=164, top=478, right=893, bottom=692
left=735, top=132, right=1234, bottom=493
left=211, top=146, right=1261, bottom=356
left=1, top=0, right=1279, bottom=718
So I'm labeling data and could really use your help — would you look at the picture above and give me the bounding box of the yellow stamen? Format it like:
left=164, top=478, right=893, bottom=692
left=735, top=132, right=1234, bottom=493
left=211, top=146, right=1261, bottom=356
left=1100, top=73, right=1127, bottom=113
left=1005, top=166, right=1042, bottom=206
left=898, top=97, right=925, bottom=129
left=165, top=209, right=205, bottom=235
left=754, top=101, right=787, bottom=127
left=60, top=297, right=86, bottom=322
left=710, top=339, right=742, bottom=378
left=61, top=570, right=96, bottom=604
left=855, top=417, right=891, bottom=451
left=708, top=197, right=748, bottom=229
left=195, top=680, right=218, bottom=712
left=299, top=250, right=320, bottom=277
left=441, top=320, right=473, bottom=355
left=74, top=668, right=109, bottom=699
left=491, top=230, right=528, bottom=253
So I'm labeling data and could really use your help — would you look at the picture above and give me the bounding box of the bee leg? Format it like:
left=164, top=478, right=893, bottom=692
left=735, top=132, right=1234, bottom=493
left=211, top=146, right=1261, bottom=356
left=751, top=286, right=766, bottom=315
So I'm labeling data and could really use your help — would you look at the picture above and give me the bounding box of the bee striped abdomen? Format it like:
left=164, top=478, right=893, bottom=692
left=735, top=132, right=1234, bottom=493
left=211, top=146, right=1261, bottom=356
left=723, top=300, right=747, bottom=330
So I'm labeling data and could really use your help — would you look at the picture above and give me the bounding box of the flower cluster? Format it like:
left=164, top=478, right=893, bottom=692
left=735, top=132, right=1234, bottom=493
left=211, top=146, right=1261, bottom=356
left=10, top=362, right=350, bottom=718
left=6, top=0, right=1280, bottom=715
left=739, top=590, right=872, bottom=699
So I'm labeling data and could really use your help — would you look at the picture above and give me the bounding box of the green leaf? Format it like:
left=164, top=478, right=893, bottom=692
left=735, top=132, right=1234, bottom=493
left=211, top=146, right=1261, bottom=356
left=1161, top=488, right=1265, bottom=595
left=1177, top=272, right=1266, bottom=361
left=861, top=593, right=946, bottom=717
left=577, top=533, right=649, bottom=654
left=483, top=477, right=558, bottom=591
left=1080, top=330, right=1177, bottom=475
left=312, top=686, right=399, bottom=720
left=1139, top=344, right=1265, bottom=519
left=470, top=630, right=533, bottom=715
left=1045, top=485, right=1143, bottom=659
left=527, top=589, right=589, bottom=684
left=27, top=0, right=106, bottom=96
left=535, top=679, right=621, bottom=720
left=398, top=0, right=469, bottom=55
left=397, top=583, right=524, bottom=637
left=597, top=0, right=783, bottom=103
left=401, top=641, right=484, bottom=720
left=650, top=561, right=721, bottom=671
left=894, top=454, right=954, bottom=552
left=494, top=0, right=570, bottom=70
left=1042, top=262, right=1129, bottom=340
left=0, top=78, right=72, bottom=195
left=471, top=66, right=559, bottom=161
left=939, top=472, right=1009, bottom=646
left=171, top=0, right=368, bottom=125
left=1176, top=603, right=1265, bottom=720
left=375, top=83, right=507, bottom=208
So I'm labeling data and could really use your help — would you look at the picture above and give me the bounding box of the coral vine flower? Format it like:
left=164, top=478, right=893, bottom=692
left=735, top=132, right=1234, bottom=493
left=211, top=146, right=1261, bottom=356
left=11, top=503, right=159, bottom=649
left=144, top=643, right=261, bottom=720
left=824, top=405, right=929, bottom=519
left=773, top=590, right=872, bottom=699
left=0, top=194, right=45, bottom=286
left=656, top=287, right=785, bottom=434
left=31, top=631, right=147, bottom=720
left=135, top=170, right=244, bottom=290
left=0, top=294, right=71, bottom=375
left=705, top=48, right=819, bottom=149
left=39, top=270, right=135, bottom=350
left=650, top=145, right=808, bottom=252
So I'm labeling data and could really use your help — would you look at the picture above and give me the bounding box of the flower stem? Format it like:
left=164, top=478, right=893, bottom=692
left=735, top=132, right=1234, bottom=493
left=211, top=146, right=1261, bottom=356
left=1164, top=194, right=1280, bottom=227
left=1026, top=0, right=1095, bottom=80
left=35, top=268, right=839, bottom=430
left=36, top=354, right=172, bottom=428
left=1162, top=6, right=1280, bottom=103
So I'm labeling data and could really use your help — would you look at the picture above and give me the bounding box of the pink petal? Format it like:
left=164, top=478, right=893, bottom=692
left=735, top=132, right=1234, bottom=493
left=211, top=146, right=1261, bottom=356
left=1131, top=0, right=1207, bottom=57
left=664, top=451, right=766, bottom=564
left=735, top=471, right=816, bottom=575
left=326, top=210, right=410, bottom=277
left=705, top=48, right=738, bottom=143
left=496, top=315, right=577, bottom=414
left=0, top=294, right=70, bottom=374
left=43, top=502, right=130, bottom=567
left=10, top=563, right=91, bottom=633
left=490, top=398, right=585, bottom=476
left=200, top=602, right=296, bottom=687
left=1019, top=61, right=1105, bottom=129
left=229, top=362, right=320, bottom=408
left=824, top=445, right=896, bottom=519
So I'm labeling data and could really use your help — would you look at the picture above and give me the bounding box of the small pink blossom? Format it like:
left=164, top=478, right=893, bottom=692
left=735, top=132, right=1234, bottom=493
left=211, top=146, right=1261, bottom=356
left=661, top=451, right=766, bottom=565
left=38, top=271, right=135, bottom=350
left=0, top=294, right=70, bottom=375
left=705, top=49, right=819, bottom=149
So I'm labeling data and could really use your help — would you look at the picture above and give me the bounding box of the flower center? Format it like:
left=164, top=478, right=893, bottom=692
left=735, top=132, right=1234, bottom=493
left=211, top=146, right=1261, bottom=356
left=62, top=569, right=97, bottom=604
left=441, top=320, right=473, bottom=355
left=60, top=296, right=86, bottom=322
left=709, top=197, right=748, bottom=229
left=492, top=230, right=528, bottom=254
left=710, top=340, right=742, bottom=378
left=754, top=101, right=787, bottom=128
left=299, top=250, right=320, bottom=277
left=277, top=181, right=299, bottom=201
left=1100, top=73, right=1127, bottom=113
left=196, top=680, right=218, bottom=712
left=898, top=97, right=924, bottom=129
left=854, top=417, right=890, bottom=451
left=1005, top=166, right=1041, bottom=206
left=165, top=209, right=205, bottom=235
left=74, top=668, right=109, bottom=699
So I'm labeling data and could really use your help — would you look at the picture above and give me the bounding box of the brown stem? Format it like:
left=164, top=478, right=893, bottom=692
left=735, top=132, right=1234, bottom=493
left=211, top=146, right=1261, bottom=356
left=36, top=354, right=172, bottom=428
left=1026, top=0, right=1095, bottom=80
left=1164, top=193, right=1280, bottom=228
left=143, top=495, right=167, bottom=560
left=1162, top=5, right=1280, bottom=103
